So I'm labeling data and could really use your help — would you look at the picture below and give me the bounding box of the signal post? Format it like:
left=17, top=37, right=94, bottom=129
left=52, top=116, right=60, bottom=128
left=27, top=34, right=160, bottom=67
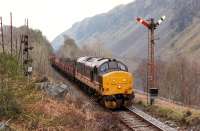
left=136, top=16, right=166, bottom=105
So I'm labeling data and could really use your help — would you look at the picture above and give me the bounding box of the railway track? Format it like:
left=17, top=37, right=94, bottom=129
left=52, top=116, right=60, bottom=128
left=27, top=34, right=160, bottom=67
left=52, top=67, right=177, bottom=131
left=87, top=95, right=176, bottom=131
left=117, top=106, right=177, bottom=131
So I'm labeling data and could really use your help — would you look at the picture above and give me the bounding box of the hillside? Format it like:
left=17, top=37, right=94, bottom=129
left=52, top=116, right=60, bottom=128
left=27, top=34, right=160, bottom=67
left=161, top=18, right=200, bottom=60
left=0, top=53, right=122, bottom=130
left=52, top=0, right=200, bottom=62
left=0, top=26, right=53, bottom=76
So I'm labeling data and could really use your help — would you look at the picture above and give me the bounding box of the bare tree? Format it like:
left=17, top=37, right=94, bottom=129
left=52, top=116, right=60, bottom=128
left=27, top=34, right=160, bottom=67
left=81, top=41, right=112, bottom=58
left=136, top=55, right=200, bottom=106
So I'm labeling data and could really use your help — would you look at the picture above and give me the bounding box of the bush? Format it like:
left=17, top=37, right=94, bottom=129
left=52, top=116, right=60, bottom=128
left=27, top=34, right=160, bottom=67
left=0, top=53, right=21, bottom=78
left=0, top=88, right=22, bottom=118
left=0, top=53, right=22, bottom=118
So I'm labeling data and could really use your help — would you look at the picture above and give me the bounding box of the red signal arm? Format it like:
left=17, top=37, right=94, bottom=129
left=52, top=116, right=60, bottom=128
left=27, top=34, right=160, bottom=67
left=136, top=17, right=150, bottom=29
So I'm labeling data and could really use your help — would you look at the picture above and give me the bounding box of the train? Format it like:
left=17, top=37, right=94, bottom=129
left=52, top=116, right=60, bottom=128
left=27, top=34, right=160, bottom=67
left=49, top=55, right=134, bottom=109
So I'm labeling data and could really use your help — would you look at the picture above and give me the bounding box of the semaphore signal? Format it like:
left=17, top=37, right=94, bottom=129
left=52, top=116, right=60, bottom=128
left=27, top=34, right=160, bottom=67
left=136, top=15, right=166, bottom=105
left=136, top=17, right=150, bottom=28
left=156, top=16, right=166, bottom=26
left=136, top=15, right=166, bottom=29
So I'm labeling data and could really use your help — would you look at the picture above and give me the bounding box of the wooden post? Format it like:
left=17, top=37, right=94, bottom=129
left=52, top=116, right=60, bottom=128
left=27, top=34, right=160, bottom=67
left=10, top=12, right=13, bottom=56
left=15, top=38, right=18, bottom=56
left=0, top=17, right=4, bottom=53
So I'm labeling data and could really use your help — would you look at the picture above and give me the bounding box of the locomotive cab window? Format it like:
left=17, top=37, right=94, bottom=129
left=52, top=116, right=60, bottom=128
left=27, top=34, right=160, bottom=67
left=100, top=63, right=109, bottom=72
left=99, top=61, right=128, bottom=73
left=118, top=62, right=128, bottom=71
left=109, top=61, right=118, bottom=69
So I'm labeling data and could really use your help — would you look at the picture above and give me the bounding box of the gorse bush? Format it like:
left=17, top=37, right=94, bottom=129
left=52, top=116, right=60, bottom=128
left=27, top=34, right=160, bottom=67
left=0, top=53, right=21, bottom=77
left=0, top=53, right=22, bottom=118
left=0, top=87, right=22, bottom=118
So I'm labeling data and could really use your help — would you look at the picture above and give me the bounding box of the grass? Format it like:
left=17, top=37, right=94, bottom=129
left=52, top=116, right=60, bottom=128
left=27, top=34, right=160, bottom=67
left=0, top=53, right=42, bottom=123
left=135, top=99, right=200, bottom=127
left=0, top=87, right=22, bottom=118
left=0, top=53, right=22, bottom=78
left=0, top=53, right=23, bottom=119
left=145, top=105, right=183, bottom=122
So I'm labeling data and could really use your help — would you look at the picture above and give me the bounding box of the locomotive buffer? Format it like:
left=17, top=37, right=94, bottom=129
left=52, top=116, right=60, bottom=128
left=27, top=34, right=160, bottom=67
left=136, top=16, right=166, bottom=105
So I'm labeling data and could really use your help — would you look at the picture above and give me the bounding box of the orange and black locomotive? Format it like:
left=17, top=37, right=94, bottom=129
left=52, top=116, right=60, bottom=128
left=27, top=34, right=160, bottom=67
left=49, top=55, right=134, bottom=109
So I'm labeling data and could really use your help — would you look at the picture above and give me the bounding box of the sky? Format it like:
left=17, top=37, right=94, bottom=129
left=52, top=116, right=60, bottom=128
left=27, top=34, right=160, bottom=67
left=0, top=0, right=134, bottom=41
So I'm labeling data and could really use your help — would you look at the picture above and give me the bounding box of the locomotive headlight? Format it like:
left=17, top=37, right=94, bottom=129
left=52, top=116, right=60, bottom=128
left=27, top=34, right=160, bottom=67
left=118, top=85, right=121, bottom=89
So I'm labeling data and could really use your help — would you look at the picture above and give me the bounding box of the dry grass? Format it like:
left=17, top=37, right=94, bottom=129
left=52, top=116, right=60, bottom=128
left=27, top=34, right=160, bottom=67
left=0, top=75, right=121, bottom=130
left=0, top=54, right=121, bottom=130
left=134, top=93, right=200, bottom=128
left=8, top=88, right=122, bottom=131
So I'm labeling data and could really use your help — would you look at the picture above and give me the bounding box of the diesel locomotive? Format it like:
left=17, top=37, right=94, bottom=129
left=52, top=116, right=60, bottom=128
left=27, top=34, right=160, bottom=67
left=50, top=55, right=134, bottom=109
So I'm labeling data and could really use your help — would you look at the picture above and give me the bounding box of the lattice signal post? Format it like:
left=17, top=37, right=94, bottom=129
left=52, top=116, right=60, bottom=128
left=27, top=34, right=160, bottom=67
left=136, top=16, right=166, bottom=105
left=22, top=19, right=33, bottom=78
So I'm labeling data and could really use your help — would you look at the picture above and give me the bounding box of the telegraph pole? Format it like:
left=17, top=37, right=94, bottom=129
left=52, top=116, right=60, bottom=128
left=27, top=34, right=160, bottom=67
left=15, top=38, right=18, bottom=56
left=136, top=16, right=166, bottom=105
left=0, top=17, right=4, bottom=53
left=19, top=35, right=23, bottom=64
left=10, top=12, right=13, bottom=56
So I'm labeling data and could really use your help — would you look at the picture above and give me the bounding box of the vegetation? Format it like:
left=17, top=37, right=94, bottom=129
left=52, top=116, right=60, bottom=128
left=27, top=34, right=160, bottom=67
left=57, top=36, right=80, bottom=59
left=0, top=53, right=22, bottom=118
left=0, top=25, right=52, bottom=77
left=57, top=36, right=112, bottom=59
left=136, top=55, right=200, bottom=106
left=0, top=53, right=21, bottom=77
left=0, top=53, right=42, bottom=119
left=0, top=87, right=22, bottom=118
left=81, top=40, right=112, bottom=58
left=0, top=53, right=122, bottom=130
left=135, top=99, right=200, bottom=128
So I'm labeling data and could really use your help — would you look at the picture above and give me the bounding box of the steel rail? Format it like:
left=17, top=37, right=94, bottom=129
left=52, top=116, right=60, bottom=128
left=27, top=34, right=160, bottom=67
left=125, top=106, right=177, bottom=131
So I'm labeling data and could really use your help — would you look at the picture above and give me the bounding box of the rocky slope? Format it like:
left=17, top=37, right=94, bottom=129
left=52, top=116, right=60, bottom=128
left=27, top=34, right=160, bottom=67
left=52, top=0, right=200, bottom=62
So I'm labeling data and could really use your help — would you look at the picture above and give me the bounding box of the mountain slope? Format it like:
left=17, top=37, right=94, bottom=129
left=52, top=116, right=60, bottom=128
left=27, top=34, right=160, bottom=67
left=52, top=0, right=200, bottom=60
left=161, top=17, right=200, bottom=60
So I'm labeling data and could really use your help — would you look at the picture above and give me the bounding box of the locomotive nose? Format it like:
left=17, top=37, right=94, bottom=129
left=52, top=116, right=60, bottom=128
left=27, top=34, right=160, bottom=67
left=102, top=71, right=133, bottom=96
left=111, top=78, right=128, bottom=89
